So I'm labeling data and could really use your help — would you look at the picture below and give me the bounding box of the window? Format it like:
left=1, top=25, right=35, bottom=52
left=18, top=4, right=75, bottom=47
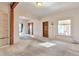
left=58, top=19, right=71, bottom=36
left=19, top=24, right=23, bottom=33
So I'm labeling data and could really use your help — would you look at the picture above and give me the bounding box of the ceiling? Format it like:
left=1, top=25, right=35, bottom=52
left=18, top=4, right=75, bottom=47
left=15, top=2, right=79, bottom=19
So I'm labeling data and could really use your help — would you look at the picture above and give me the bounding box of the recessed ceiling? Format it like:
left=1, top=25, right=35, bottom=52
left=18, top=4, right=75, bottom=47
left=15, top=2, right=79, bottom=19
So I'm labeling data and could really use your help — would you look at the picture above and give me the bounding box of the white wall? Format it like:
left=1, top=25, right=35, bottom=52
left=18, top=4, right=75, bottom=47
left=26, top=17, right=56, bottom=40
left=14, top=3, right=79, bottom=43
left=26, top=19, right=41, bottom=36
left=19, top=19, right=28, bottom=34
left=38, top=7, right=79, bottom=43
left=14, top=5, right=37, bottom=43
left=25, top=7, right=79, bottom=43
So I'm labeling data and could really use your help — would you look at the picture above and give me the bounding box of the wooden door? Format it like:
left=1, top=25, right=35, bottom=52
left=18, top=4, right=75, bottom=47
left=43, top=21, right=48, bottom=37
left=28, top=23, right=33, bottom=35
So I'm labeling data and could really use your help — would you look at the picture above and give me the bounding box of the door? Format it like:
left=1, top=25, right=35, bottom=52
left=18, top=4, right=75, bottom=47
left=28, top=23, right=33, bottom=35
left=43, top=21, right=48, bottom=37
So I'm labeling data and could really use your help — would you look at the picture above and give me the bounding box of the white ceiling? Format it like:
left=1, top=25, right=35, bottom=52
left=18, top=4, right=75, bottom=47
left=16, top=2, right=79, bottom=19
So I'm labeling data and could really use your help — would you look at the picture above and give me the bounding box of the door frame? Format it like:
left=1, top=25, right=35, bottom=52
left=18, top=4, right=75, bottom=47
left=28, top=23, right=33, bottom=35
left=43, top=21, right=48, bottom=38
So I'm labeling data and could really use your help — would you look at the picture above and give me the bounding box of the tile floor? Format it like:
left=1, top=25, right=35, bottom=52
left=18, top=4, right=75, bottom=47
left=0, top=37, right=79, bottom=56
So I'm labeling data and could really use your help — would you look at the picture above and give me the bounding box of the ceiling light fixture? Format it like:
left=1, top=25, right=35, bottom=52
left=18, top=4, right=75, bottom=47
left=36, top=2, right=43, bottom=7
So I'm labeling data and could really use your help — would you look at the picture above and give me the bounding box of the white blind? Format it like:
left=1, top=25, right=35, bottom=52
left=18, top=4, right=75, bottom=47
left=0, top=12, right=8, bottom=38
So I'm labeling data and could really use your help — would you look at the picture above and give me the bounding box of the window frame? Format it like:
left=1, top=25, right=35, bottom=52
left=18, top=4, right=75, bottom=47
left=57, top=19, right=72, bottom=36
left=19, top=23, right=23, bottom=33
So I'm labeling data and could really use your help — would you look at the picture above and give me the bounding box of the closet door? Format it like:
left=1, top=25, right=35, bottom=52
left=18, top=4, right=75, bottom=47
left=0, top=12, right=8, bottom=47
